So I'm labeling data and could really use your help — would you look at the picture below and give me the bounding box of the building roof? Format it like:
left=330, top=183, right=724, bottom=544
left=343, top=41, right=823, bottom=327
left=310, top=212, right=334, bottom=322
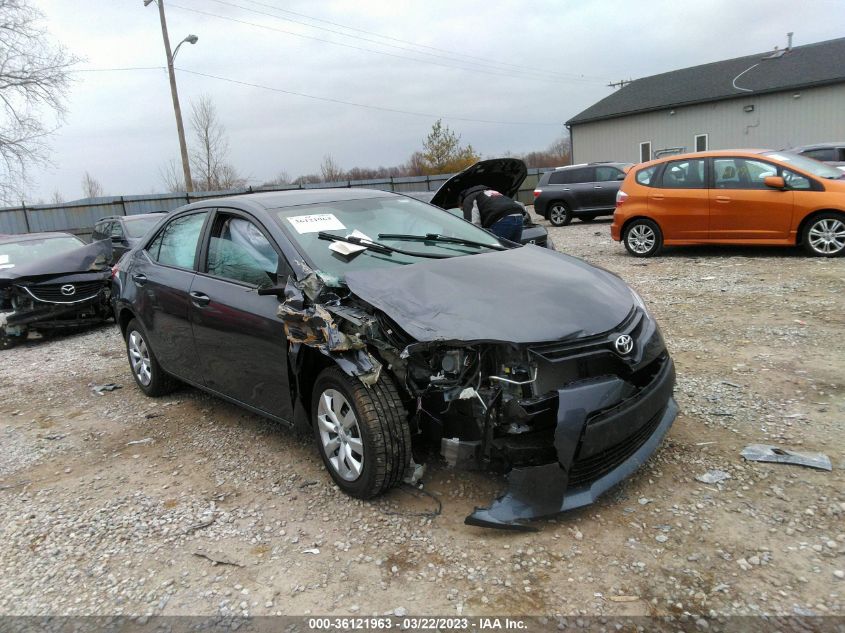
left=568, top=37, right=845, bottom=125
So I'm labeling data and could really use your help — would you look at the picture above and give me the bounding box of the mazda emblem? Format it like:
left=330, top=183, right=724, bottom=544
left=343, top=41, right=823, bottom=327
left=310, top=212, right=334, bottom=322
left=60, top=284, right=76, bottom=296
left=614, top=334, right=634, bottom=355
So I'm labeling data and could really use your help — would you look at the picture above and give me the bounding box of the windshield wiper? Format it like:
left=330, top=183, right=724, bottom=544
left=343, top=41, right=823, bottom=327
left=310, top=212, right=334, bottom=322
left=377, top=233, right=507, bottom=251
left=317, top=232, right=452, bottom=259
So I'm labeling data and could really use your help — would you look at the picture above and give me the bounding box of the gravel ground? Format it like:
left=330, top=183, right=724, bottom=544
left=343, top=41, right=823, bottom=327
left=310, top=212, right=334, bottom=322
left=0, top=213, right=843, bottom=620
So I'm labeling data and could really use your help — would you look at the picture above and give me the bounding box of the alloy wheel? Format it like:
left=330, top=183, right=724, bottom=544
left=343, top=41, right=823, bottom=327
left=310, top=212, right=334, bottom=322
left=128, top=330, right=152, bottom=386
left=316, top=388, right=364, bottom=482
left=628, top=224, right=656, bottom=254
left=549, top=205, right=568, bottom=225
left=808, top=218, right=845, bottom=255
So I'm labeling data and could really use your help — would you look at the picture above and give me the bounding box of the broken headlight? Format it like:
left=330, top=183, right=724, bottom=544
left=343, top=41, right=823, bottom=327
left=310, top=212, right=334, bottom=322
left=407, top=347, right=475, bottom=390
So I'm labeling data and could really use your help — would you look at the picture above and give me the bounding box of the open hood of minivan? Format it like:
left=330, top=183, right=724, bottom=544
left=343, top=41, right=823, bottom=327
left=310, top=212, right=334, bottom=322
left=429, top=158, right=527, bottom=210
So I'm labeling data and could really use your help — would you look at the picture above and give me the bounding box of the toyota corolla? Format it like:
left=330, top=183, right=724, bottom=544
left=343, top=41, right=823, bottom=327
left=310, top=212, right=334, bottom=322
left=112, top=189, right=677, bottom=530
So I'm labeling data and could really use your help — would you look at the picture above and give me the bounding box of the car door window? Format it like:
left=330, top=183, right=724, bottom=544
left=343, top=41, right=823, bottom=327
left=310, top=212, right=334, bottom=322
left=713, top=158, right=775, bottom=189
left=147, top=211, right=208, bottom=269
left=206, top=215, right=279, bottom=288
left=803, top=148, right=835, bottom=162
left=548, top=167, right=592, bottom=185
left=595, top=166, right=623, bottom=182
left=783, top=168, right=811, bottom=190
left=659, top=159, right=705, bottom=189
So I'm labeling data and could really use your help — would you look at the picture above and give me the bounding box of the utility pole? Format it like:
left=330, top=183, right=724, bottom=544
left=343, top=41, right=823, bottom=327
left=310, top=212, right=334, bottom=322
left=148, top=0, right=194, bottom=192
left=607, top=79, right=634, bottom=89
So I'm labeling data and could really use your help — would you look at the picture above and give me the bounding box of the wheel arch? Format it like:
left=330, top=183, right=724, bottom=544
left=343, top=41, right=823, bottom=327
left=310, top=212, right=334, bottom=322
left=795, top=209, right=845, bottom=245
left=621, top=215, right=663, bottom=237
left=117, top=307, right=136, bottom=338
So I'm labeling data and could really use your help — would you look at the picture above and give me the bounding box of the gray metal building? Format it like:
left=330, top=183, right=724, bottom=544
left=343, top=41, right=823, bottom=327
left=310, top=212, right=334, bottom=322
left=567, top=37, right=845, bottom=164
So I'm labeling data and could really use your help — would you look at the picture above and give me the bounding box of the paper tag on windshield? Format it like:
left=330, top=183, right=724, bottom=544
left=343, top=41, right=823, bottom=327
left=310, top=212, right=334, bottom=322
left=287, top=213, right=346, bottom=234
left=0, top=255, right=9, bottom=265
left=0, top=264, right=13, bottom=269
left=329, top=229, right=371, bottom=256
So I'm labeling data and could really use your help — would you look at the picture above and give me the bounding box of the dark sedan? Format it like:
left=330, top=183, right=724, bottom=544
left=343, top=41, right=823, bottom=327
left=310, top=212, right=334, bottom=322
left=112, top=189, right=677, bottom=530
left=0, top=233, right=112, bottom=348
left=92, top=213, right=166, bottom=264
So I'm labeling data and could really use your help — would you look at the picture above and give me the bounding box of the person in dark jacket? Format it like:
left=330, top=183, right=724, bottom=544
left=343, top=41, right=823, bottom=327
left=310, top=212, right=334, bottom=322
left=458, top=185, right=524, bottom=242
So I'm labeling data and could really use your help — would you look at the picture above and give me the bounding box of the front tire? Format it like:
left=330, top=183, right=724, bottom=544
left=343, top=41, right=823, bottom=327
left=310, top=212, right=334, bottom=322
left=802, top=213, right=845, bottom=257
left=125, top=319, right=178, bottom=396
left=311, top=367, right=410, bottom=499
left=623, top=218, right=663, bottom=257
left=548, top=203, right=572, bottom=226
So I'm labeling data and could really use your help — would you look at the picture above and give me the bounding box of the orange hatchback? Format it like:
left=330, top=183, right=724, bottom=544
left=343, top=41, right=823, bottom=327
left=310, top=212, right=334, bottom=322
left=611, top=150, right=845, bottom=257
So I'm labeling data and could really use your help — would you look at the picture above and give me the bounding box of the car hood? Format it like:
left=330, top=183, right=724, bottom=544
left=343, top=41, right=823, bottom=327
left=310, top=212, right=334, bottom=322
left=429, top=158, right=527, bottom=209
left=0, top=239, right=112, bottom=287
left=344, top=245, right=634, bottom=344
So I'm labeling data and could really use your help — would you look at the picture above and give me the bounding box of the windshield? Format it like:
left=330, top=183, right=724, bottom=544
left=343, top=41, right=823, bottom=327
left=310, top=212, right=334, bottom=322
left=124, top=215, right=162, bottom=238
left=763, top=151, right=844, bottom=179
left=271, top=196, right=504, bottom=279
left=0, top=236, right=84, bottom=270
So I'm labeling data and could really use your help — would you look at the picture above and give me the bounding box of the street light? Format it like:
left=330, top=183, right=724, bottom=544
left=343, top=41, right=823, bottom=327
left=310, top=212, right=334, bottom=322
left=144, top=0, right=196, bottom=192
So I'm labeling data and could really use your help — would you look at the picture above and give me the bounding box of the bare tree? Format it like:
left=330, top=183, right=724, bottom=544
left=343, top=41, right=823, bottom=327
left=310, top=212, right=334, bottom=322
left=159, top=159, right=184, bottom=192
left=0, top=1, right=80, bottom=204
left=81, top=171, right=103, bottom=198
left=420, top=119, right=478, bottom=174
left=49, top=189, right=63, bottom=204
left=319, top=154, right=345, bottom=182
left=260, top=170, right=291, bottom=187
left=188, top=95, right=243, bottom=191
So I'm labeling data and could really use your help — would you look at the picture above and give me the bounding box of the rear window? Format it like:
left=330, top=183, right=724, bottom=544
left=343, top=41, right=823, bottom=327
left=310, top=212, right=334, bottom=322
left=635, top=166, right=657, bottom=186
left=124, top=216, right=162, bottom=238
left=802, top=148, right=836, bottom=162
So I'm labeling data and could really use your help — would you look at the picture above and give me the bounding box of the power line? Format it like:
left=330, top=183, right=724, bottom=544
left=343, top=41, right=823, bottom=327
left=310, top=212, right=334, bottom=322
left=70, top=66, right=166, bottom=72
left=167, top=3, right=602, bottom=85
left=208, top=0, right=604, bottom=83
left=175, top=67, right=561, bottom=126
left=238, top=0, right=604, bottom=81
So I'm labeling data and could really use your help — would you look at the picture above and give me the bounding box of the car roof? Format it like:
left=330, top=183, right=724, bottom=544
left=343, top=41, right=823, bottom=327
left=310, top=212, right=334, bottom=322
left=191, top=188, right=397, bottom=212
left=553, top=162, right=630, bottom=171
left=0, top=231, right=79, bottom=245
left=636, top=149, right=775, bottom=168
left=792, top=142, right=845, bottom=150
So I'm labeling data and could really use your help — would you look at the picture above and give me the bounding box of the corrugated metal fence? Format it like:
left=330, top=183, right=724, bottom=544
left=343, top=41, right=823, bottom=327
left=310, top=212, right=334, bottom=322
left=0, top=168, right=552, bottom=240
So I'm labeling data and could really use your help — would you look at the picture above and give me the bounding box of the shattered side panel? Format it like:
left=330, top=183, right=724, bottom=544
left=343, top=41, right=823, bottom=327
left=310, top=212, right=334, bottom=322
left=277, top=275, right=382, bottom=385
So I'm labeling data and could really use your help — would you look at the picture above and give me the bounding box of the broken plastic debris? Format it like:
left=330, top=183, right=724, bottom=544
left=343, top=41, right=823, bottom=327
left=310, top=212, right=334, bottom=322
left=301, top=547, right=320, bottom=555
left=695, top=469, right=731, bottom=484
left=740, top=444, right=831, bottom=471
left=91, top=383, right=122, bottom=395
left=126, top=438, right=153, bottom=446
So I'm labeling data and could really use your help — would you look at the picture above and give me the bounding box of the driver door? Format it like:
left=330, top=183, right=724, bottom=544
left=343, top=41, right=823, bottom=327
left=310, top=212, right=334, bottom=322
left=189, top=209, right=295, bottom=422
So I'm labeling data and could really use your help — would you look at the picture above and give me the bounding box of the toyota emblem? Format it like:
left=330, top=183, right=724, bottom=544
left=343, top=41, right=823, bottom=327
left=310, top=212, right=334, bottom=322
left=614, top=334, right=634, bottom=355
left=60, top=284, right=76, bottom=296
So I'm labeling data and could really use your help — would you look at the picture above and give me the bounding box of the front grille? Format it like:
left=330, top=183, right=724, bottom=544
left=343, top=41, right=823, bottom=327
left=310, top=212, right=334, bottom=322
left=25, top=280, right=105, bottom=303
left=567, top=404, right=664, bottom=488
left=529, top=308, right=642, bottom=362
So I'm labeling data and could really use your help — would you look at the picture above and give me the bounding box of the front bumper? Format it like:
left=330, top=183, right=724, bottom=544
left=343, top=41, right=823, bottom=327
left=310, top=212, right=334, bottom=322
left=466, top=356, right=677, bottom=531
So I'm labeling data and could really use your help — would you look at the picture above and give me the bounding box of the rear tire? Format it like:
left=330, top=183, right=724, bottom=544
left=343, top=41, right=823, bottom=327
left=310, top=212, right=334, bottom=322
left=623, top=218, right=663, bottom=257
left=0, top=329, right=19, bottom=350
left=548, top=203, right=572, bottom=227
left=125, top=318, right=178, bottom=396
left=311, top=367, right=410, bottom=499
left=802, top=213, right=845, bottom=257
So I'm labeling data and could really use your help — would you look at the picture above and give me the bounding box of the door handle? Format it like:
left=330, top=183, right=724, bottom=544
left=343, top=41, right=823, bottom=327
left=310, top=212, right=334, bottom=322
left=715, top=195, right=731, bottom=203
left=593, top=186, right=603, bottom=189
left=189, top=291, right=211, bottom=307
left=651, top=194, right=665, bottom=200
left=131, top=273, right=147, bottom=285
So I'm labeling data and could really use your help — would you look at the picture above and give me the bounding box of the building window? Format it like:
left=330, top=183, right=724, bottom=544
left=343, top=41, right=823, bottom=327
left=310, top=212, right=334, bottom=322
left=695, top=134, right=708, bottom=152
left=639, top=141, right=652, bottom=163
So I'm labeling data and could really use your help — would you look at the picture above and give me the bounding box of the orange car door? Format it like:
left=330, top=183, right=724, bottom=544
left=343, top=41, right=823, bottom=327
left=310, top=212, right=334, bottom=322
left=710, top=157, right=794, bottom=240
left=648, top=158, right=709, bottom=240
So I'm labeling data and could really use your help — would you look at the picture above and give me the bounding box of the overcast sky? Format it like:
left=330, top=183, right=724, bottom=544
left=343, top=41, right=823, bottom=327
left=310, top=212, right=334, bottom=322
left=24, top=0, right=845, bottom=201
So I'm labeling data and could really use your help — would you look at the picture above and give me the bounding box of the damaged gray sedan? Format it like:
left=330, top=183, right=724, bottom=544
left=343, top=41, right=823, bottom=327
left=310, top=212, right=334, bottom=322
left=112, top=189, right=677, bottom=530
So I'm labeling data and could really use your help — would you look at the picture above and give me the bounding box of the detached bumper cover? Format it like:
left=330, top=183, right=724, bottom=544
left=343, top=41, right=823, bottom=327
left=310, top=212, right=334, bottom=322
left=466, top=357, right=677, bottom=531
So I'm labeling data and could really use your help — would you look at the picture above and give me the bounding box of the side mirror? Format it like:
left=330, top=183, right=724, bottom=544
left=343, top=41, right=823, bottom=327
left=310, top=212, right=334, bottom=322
left=764, top=176, right=786, bottom=189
